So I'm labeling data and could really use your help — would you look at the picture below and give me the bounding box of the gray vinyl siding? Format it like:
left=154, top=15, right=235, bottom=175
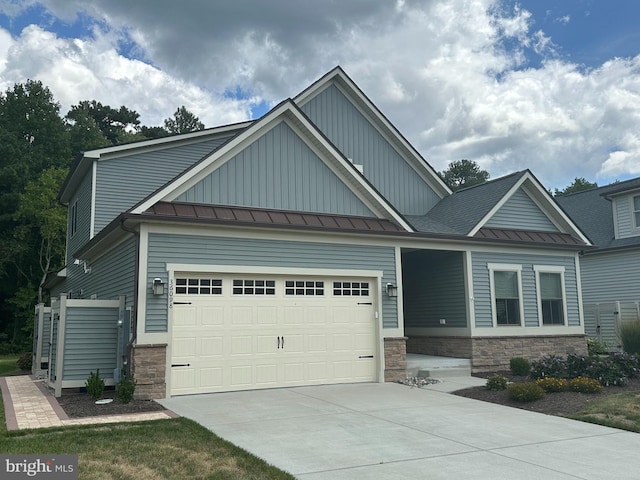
left=176, top=122, right=374, bottom=216
left=63, top=237, right=136, bottom=309
left=485, top=189, right=558, bottom=231
left=300, top=84, right=442, bottom=215
left=41, top=311, right=51, bottom=358
left=146, top=233, right=397, bottom=332
left=66, top=169, right=93, bottom=265
left=472, top=252, right=580, bottom=328
left=580, top=249, right=640, bottom=304
left=49, top=316, right=58, bottom=383
left=62, top=306, right=119, bottom=381
left=613, top=195, right=639, bottom=239
left=402, top=251, right=467, bottom=328
left=94, top=136, right=234, bottom=233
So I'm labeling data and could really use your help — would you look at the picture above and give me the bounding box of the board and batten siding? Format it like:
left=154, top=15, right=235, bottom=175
left=613, top=195, right=639, bottom=239
left=402, top=251, right=467, bottom=328
left=472, top=252, right=580, bottom=328
left=176, top=122, right=374, bottom=216
left=485, top=189, right=558, bottom=232
left=62, top=306, right=119, bottom=381
left=48, top=316, right=58, bottom=383
left=94, top=136, right=234, bottom=233
left=300, top=84, right=442, bottom=215
left=66, top=169, right=93, bottom=265
left=62, top=237, right=136, bottom=311
left=580, top=250, right=640, bottom=304
left=145, top=233, right=397, bottom=332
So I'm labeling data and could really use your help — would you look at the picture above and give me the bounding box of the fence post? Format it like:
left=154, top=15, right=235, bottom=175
left=54, top=294, right=67, bottom=398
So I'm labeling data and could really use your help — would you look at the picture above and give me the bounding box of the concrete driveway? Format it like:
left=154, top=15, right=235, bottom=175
left=159, top=381, right=640, bottom=479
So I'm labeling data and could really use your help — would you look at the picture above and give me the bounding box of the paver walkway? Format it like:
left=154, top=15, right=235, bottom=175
left=0, top=375, right=175, bottom=430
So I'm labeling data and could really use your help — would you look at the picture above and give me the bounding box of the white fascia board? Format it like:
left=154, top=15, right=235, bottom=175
left=132, top=102, right=414, bottom=232
left=294, top=68, right=452, bottom=198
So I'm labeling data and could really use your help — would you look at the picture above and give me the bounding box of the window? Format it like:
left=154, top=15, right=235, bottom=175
left=285, top=280, right=324, bottom=296
left=333, top=281, right=369, bottom=296
left=70, top=201, right=78, bottom=237
left=634, top=195, right=640, bottom=228
left=232, top=279, right=275, bottom=295
left=488, top=264, right=523, bottom=326
left=534, top=266, right=567, bottom=326
left=175, top=278, right=222, bottom=295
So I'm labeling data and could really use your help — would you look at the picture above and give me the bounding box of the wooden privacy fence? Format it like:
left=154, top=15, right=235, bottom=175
left=583, top=302, right=640, bottom=351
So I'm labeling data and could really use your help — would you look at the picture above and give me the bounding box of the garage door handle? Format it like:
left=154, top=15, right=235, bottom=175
left=358, top=355, right=374, bottom=359
left=277, top=336, right=280, bottom=349
left=173, top=302, right=192, bottom=305
left=171, top=363, right=191, bottom=367
left=358, top=302, right=372, bottom=305
left=277, top=336, right=285, bottom=349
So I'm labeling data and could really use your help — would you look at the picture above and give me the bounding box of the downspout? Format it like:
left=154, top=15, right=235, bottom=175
left=120, top=217, right=140, bottom=377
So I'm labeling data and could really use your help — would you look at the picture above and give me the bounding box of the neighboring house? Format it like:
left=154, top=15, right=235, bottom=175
left=40, top=67, right=590, bottom=399
left=556, top=178, right=640, bottom=349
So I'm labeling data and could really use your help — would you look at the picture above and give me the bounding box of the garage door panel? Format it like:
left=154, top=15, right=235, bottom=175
left=171, top=274, right=378, bottom=396
left=201, top=307, right=224, bottom=325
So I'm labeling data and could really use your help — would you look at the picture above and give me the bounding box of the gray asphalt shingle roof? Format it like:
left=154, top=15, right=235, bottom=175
left=406, top=171, right=527, bottom=234
left=555, top=177, right=640, bottom=251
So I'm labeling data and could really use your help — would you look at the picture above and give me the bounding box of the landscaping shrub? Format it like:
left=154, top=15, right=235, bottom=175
left=507, top=382, right=545, bottom=402
left=16, top=352, right=32, bottom=371
left=608, top=352, right=640, bottom=380
left=85, top=370, right=105, bottom=400
left=530, top=355, right=568, bottom=380
left=620, top=320, right=640, bottom=355
left=535, top=377, right=567, bottom=393
left=485, top=374, right=508, bottom=391
left=509, top=357, right=531, bottom=376
left=116, top=375, right=136, bottom=403
left=587, top=337, right=609, bottom=356
left=569, top=377, right=603, bottom=394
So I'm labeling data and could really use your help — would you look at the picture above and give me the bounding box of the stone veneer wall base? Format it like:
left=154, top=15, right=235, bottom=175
left=384, top=337, right=407, bottom=382
left=131, top=344, right=167, bottom=400
left=407, top=335, right=587, bottom=373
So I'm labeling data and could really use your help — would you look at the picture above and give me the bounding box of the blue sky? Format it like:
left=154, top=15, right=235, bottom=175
left=0, top=0, right=639, bottom=190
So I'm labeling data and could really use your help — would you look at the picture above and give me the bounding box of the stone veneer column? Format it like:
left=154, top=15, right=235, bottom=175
left=384, top=337, right=407, bottom=382
left=131, top=344, right=167, bottom=400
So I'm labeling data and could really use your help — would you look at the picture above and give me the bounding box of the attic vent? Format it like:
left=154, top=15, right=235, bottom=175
left=347, top=158, right=364, bottom=174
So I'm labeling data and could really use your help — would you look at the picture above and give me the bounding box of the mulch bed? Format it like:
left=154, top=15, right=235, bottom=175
left=453, top=373, right=640, bottom=416
left=56, top=389, right=167, bottom=418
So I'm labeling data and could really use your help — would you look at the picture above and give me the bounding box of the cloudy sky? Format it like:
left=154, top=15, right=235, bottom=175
left=0, top=0, right=639, bottom=191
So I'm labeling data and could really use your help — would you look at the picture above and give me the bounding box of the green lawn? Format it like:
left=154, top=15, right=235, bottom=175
left=0, top=394, right=294, bottom=479
left=0, top=355, right=22, bottom=376
left=570, top=391, right=640, bottom=433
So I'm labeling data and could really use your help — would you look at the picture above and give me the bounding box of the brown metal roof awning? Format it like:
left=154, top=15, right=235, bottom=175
left=475, top=227, right=586, bottom=246
left=145, top=201, right=405, bottom=233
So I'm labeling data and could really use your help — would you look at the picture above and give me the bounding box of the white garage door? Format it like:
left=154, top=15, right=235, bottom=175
left=170, top=274, right=378, bottom=395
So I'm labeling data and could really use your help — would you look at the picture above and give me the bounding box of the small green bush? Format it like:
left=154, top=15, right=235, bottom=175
left=530, top=354, right=568, bottom=380
left=16, top=352, right=32, bottom=371
left=535, top=377, right=568, bottom=392
left=587, top=338, right=609, bottom=356
left=485, top=374, right=508, bottom=391
left=569, top=376, right=602, bottom=393
left=507, top=382, right=545, bottom=402
left=620, top=320, right=640, bottom=355
left=85, top=370, right=105, bottom=400
left=509, top=357, right=531, bottom=376
left=116, top=375, right=136, bottom=404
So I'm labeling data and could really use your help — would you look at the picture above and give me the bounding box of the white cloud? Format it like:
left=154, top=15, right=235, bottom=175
left=0, top=0, right=639, bottom=189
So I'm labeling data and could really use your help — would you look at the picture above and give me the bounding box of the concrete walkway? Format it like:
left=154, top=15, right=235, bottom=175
left=160, top=380, right=640, bottom=480
left=0, top=375, right=175, bottom=430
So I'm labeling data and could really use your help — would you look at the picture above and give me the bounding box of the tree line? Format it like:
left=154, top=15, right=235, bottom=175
left=0, top=80, right=205, bottom=353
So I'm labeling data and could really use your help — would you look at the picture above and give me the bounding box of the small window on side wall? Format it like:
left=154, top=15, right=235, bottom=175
left=488, top=264, right=523, bottom=327
left=634, top=195, right=640, bottom=229
left=70, top=201, right=78, bottom=237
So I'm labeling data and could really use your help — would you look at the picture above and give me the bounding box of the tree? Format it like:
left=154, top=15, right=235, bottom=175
left=440, top=159, right=490, bottom=191
left=141, top=125, right=170, bottom=139
left=554, top=177, right=598, bottom=197
left=66, top=100, right=141, bottom=144
left=164, top=105, right=205, bottom=134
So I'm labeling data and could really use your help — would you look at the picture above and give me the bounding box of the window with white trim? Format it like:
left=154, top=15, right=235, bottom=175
left=534, top=266, right=567, bottom=325
left=488, top=264, right=523, bottom=326
left=70, top=201, right=78, bottom=237
left=232, top=279, right=275, bottom=295
left=285, top=280, right=324, bottom=296
left=175, top=278, right=222, bottom=295
left=634, top=195, right=640, bottom=229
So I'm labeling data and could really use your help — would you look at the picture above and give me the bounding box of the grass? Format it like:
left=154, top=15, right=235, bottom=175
left=0, top=355, right=21, bottom=376
left=0, top=393, right=294, bottom=479
left=570, top=392, right=640, bottom=433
